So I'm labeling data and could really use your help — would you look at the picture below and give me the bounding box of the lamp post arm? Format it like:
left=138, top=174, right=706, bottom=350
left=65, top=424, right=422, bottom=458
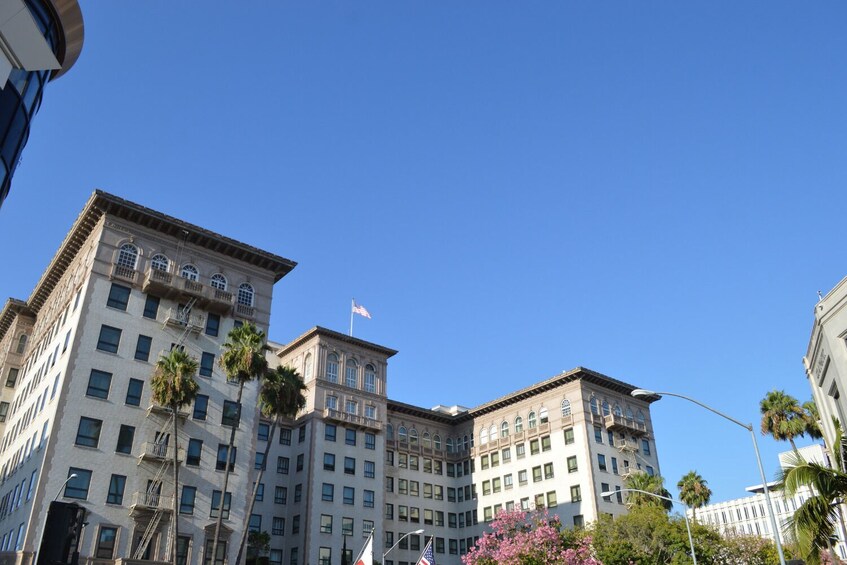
left=653, top=391, right=751, bottom=431
left=382, top=530, right=423, bottom=561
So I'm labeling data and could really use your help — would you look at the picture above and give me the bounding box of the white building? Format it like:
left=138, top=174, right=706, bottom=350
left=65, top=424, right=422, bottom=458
left=691, top=444, right=847, bottom=559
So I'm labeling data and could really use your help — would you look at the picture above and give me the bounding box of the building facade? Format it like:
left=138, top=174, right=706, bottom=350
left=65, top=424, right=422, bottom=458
left=0, top=0, right=84, bottom=210
left=0, top=191, right=295, bottom=565
left=691, top=444, right=847, bottom=560
left=805, top=276, right=847, bottom=448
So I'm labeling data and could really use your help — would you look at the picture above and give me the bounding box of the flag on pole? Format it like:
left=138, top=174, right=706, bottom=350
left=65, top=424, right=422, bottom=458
left=352, top=301, right=371, bottom=319
left=354, top=531, right=373, bottom=565
left=416, top=538, right=434, bottom=565
left=341, top=535, right=350, bottom=565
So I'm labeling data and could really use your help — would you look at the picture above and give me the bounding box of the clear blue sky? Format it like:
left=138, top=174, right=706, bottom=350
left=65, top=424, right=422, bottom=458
left=2, top=1, right=847, bottom=504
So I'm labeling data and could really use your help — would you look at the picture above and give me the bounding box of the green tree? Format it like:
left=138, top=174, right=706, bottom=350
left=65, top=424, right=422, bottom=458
left=235, top=365, right=306, bottom=565
left=780, top=419, right=847, bottom=564
left=625, top=472, right=674, bottom=512
left=211, top=323, right=269, bottom=565
left=677, top=471, right=712, bottom=522
left=150, top=348, right=199, bottom=565
left=760, top=390, right=807, bottom=450
left=804, top=400, right=824, bottom=441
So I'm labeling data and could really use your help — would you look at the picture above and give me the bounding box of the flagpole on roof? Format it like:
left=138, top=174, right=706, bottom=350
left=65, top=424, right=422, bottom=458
left=350, top=298, right=354, bottom=337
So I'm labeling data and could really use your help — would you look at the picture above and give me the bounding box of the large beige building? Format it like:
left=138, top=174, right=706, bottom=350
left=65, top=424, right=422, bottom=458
left=0, top=192, right=661, bottom=565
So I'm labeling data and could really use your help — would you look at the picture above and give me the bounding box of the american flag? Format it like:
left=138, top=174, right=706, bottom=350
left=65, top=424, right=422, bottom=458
left=352, top=301, right=371, bottom=319
left=416, top=539, right=434, bottom=565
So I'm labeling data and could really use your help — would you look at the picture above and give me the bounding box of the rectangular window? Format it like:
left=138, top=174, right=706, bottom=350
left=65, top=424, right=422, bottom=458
left=106, top=474, right=126, bottom=505
left=642, top=439, right=651, bottom=455
left=107, top=283, right=131, bottom=310
left=346, top=429, right=356, bottom=446
left=279, top=429, right=291, bottom=445
left=601, top=483, right=611, bottom=502
left=611, top=457, right=619, bottom=474
left=210, top=491, right=232, bottom=519
left=567, top=456, right=578, bottom=473
left=343, top=486, right=354, bottom=505
left=86, top=369, right=112, bottom=399
left=143, top=295, right=160, bottom=319
left=544, top=462, right=554, bottom=479
left=0, top=402, right=9, bottom=423
left=318, top=548, right=331, bottom=565
left=200, top=352, right=215, bottom=377
left=530, top=439, right=540, bottom=455
left=594, top=426, right=603, bottom=443
left=364, top=490, right=374, bottom=508
left=205, top=313, right=220, bottom=337
left=515, top=443, right=525, bottom=458
left=344, top=457, right=355, bottom=475
left=222, top=401, right=239, bottom=427
left=274, top=486, right=287, bottom=504
left=125, top=378, right=143, bottom=406
left=258, top=423, right=270, bottom=441
left=325, top=424, right=336, bottom=442
left=180, top=486, right=196, bottom=514
left=65, top=468, right=92, bottom=499
left=564, top=428, right=575, bottom=445
left=193, top=395, right=208, bottom=420
left=95, top=527, right=118, bottom=559
left=365, top=432, right=376, bottom=450
left=294, top=484, right=302, bottom=503
left=187, top=439, right=202, bottom=466
left=96, top=325, right=122, bottom=354
left=541, top=435, right=551, bottom=452
left=598, top=454, right=607, bottom=472
left=298, top=425, right=306, bottom=443
left=571, top=485, right=582, bottom=503
left=532, top=466, right=542, bottom=482
left=216, top=444, right=236, bottom=471
left=75, top=416, right=102, bottom=448
left=116, top=425, right=135, bottom=454
left=134, top=335, right=153, bottom=362
left=277, top=457, right=289, bottom=474
left=272, top=517, right=285, bottom=536
left=320, top=514, right=333, bottom=534
left=322, top=483, right=334, bottom=502
left=255, top=452, right=266, bottom=470
left=324, top=453, right=335, bottom=471
left=364, top=461, right=375, bottom=478
left=296, top=454, right=304, bottom=472
left=5, top=368, right=18, bottom=388
left=255, top=483, right=264, bottom=502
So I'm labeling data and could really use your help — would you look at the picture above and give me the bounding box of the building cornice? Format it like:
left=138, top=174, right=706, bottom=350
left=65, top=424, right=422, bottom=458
left=276, top=326, right=398, bottom=359
left=0, top=299, right=33, bottom=340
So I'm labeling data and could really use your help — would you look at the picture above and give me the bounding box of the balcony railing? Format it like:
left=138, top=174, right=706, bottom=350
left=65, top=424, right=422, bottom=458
left=235, top=303, right=255, bottom=319
left=147, top=402, right=190, bottom=419
left=110, top=263, right=139, bottom=284
left=139, top=442, right=184, bottom=463
left=141, top=268, right=235, bottom=314
left=323, top=408, right=382, bottom=431
left=163, top=308, right=205, bottom=332
left=614, top=437, right=639, bottom=451
left=605, top=414, right=648, bottom=435
left=130, top=491, right=173, bottom=512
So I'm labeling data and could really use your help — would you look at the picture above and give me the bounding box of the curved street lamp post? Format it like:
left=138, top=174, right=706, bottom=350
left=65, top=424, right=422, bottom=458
left=383, top=529, right=425, bottom=562
left=632, top=389, right=787, bottom=565
left=601, top=487, right=697, bottom=565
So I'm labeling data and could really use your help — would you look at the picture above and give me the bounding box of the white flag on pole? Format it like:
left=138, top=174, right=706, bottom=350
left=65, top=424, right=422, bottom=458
left=354, top=531, right=373, bottom=565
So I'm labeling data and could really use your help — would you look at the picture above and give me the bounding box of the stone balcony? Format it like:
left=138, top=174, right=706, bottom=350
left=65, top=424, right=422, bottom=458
left=140, top=267, right=234, bottom=314
left=323, top=408, right=382, bottom=431
left=138, top=442, right=184, bottom=463
left=604, top=414, right=648, bottom=436
left=129, top=492, right=173, bottom=514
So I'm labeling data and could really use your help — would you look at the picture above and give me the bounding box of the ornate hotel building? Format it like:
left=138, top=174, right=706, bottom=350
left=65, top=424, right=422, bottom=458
left=0, top=191, right=661, bottom=565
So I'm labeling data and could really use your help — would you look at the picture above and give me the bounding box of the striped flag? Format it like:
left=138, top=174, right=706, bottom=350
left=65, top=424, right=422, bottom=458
left=352, top=301, right=371, bottom=319
left=354, top=531, right=373, bottom=565
left=416, top=538, right=434, bottom=565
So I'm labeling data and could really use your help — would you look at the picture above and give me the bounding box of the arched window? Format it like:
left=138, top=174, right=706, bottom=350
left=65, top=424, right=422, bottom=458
left=364, top=364, right=376, bottom=393
left=602, top=400, right=611, bottom=416
left=636, top=410, right=646, bottom=424
left=210, top=274, right=227, bottom=290
left=304, top=353, right=313, bottom=380
left=626, top=407, right=634, bottom=419
left=409, top=429, right=418, bottom=446
left=561, top=399, right=571, bottom=417
left=423, top=433, right=431, bottom=449
left=528, top=411, right=537, bottom=429
left=237, top=283, right=254, bottom=306
left=480, top=427, right=488, bottom=445
left=398, top=426, right=408, bottom=443
left=446, top=438, right=454, bottom=453
left=614, top=404, right=623, bottom=417
left=500, top=421, right=509, bottom=438
left=489, top=424, right=497, bottom=441
left=514, top=416, right=524, bottom=433
left=181, top=264, right=199, bottom=281
left=326, top=353, right=338, bottom=383
left=433, top=435, right=442, bottom=450
left=386, top=424, right=394, bottom=440
left=463, top=435, right=469, bottom=451
left=117, top=243, right=138, bottom=269
left=539, top=407, right=549, bottom=424
left=150, top=253, right=169, bottom=272
left=15, top=334, right=27, bottom=355
left=590, top=397, right=599, bottom=415
left=345, top=359, right=358, bottom=388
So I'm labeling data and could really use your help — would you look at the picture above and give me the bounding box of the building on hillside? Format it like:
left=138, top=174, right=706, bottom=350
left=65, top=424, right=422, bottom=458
left=805, top=277, right=847, bottom=447
left=689, top=444, right=847, bottom=559
left=0, top=0, right=84, bottom=210
left=264, top=328, right=662, bottom=565
left=0, top=190, right=295, bottom=565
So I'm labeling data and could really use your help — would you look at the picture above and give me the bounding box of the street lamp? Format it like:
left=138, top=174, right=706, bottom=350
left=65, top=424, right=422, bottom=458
left=601, top=487, right=697, bottom=565
left=632, top=389, right=787, bottom=565
left=383, top=529, right=424, bottom=562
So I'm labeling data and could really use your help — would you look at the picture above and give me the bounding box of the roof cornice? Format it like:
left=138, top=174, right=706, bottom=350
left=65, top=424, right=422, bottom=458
left=276, top=326, right=398, bottom=358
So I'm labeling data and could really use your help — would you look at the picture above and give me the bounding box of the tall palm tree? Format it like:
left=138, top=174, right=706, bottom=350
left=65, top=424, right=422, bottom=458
left=760, top=390, right=808, bottom=450
left=211, top=323, right=269, bottom=565
left=677, top=470, right=712, bottom=522
left=235, top=365, right=306, bottom=565
left=803, top=400, right=824, bottom=441
left=624, top=472, right=673, bottom=512
left=150, top=348, right=199, bottom=565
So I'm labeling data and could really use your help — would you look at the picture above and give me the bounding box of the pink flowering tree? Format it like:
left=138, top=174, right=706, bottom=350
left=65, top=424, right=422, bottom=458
left=462, top=509, right=602, bottom=565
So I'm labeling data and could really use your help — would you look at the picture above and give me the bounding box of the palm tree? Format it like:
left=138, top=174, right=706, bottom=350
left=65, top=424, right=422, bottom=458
left=150, top=348, right=199, bottom=565
left=760, top=390, right=808, bottom=450
left=211, top=323, right=269, bottom=565
left=677, top=471, right=712, bottom=522
left=235, top=365, right=306, bottom=565
left=803, top=400, right=823, bottom=441
left=624, top=472, right=673, bottom=512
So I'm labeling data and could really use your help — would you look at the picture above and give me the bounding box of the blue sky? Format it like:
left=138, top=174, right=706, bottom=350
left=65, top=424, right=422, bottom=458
left=2, top=1, right=847, bottom=504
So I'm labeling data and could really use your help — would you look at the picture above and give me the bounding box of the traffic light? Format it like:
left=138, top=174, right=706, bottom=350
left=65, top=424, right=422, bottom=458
left=37, top=501, right=86, bottom=565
